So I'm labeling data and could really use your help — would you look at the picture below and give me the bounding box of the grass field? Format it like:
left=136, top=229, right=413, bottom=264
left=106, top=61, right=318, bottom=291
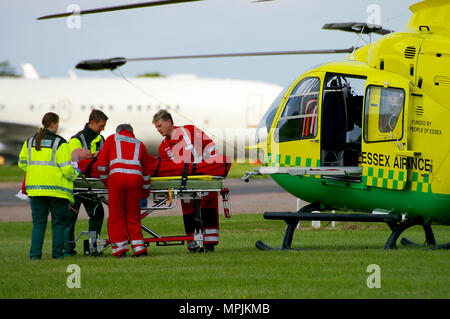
left=0, top=214, right=449, bottom=299
left=0, top=165, right=24, bottom=182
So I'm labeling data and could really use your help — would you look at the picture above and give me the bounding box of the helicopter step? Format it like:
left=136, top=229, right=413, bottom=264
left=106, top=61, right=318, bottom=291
left=241, top=166, right=362, bottom=182
left=255, top=204, right=445, bottom=250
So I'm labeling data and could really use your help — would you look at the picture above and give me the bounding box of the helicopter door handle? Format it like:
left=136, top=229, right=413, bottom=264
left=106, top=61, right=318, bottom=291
left=310, top=139, right=319, bottom=143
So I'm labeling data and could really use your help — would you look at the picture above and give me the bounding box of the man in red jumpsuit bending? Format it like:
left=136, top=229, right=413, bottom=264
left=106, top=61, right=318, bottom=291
left=96, top=124, right=151, bottom=258
left=153, top=110, right=226, bottom=252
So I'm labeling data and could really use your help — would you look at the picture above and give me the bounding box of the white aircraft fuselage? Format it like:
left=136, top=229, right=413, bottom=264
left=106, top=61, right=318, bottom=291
left=0, top=75, right=282, bottom=160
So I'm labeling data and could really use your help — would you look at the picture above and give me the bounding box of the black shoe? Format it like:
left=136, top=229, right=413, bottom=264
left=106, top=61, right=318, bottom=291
left=64, top=250, right=77, bottom=257
left=189, top=246, right=204, bottom=253
left=118, top=252, right=127, bottom=258
left=204, top=245, right=215, bottom=253
left=133, top=251, right=148, bottom=258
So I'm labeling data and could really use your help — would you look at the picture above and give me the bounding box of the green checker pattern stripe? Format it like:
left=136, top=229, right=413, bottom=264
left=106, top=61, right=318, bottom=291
left=362, top=166, right=406, bottom=190
left=410, top=171, right=432, bottom=193
left=265, top=153, right=321, bottom=178
left=26, top=185, right=73, bottom=194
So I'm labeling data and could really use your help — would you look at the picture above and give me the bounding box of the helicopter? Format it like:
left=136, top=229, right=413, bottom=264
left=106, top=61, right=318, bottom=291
left=37, top=0, right=449, bottom=250
left=246, top=0, right=450, bottom=250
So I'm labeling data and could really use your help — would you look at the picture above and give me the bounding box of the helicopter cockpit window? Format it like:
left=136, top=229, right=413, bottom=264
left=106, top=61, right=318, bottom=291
left=255, top=87, right=288, bottom=145
left=276, top=77, right=320, bottom=143
left=364, top=86, right=405, bottom=142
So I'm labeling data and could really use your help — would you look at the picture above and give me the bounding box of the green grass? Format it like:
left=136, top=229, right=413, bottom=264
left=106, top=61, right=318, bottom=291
left=0, top=214, right=449, bottom=299
left=0, top=165, right=24, bottom=182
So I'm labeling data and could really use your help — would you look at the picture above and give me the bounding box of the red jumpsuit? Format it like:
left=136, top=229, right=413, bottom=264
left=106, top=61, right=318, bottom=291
left=96, top=130, right=151, bottom=257
left=158, top=125, right=224, bottom=249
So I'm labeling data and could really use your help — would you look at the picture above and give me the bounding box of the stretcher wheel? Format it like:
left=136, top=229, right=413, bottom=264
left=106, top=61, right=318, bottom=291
left=83, top=239, right=90, bottom=255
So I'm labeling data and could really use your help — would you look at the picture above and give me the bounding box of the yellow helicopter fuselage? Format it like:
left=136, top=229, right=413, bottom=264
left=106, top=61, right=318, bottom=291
left=257, top=0, right=450, bottom=225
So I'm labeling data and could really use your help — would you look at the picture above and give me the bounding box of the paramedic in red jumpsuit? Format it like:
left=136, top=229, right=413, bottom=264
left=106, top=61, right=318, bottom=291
left=153, top=110, right=222, bottom=252
left=96, top=124, right=151, bottom=258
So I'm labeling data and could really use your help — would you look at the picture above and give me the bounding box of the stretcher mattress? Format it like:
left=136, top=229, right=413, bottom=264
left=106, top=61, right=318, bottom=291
left=74, top=175, right=224, bottom=191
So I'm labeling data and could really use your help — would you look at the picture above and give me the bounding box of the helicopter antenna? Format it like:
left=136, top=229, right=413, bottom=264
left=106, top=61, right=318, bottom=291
left=322, top=22, right=394, bottom=61
left=349, top=25, right=368, bottom=61
left=357, top=26, right=371, bottom=45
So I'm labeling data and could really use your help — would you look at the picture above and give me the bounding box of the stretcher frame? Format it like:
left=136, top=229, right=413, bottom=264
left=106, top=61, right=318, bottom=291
left=71, top=175, right=230, bottom=255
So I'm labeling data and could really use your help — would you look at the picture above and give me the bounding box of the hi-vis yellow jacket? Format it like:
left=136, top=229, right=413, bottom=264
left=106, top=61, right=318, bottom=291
left=68, top=125, right=104, bottom=155
left=18, top=129, right=80, bottom=203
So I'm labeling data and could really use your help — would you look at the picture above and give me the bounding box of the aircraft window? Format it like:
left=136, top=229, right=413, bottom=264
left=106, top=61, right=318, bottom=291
left=276, top=77, right=320, bottom=143
left=29, top=104, right=34, bottom=111
left=137, top=105, right=142, bottom=111
left=146, top=105, right=151, bottom=111
left=109, top=105, right=113, bottom=111
left=81, top=105, right=86, bottom=111
left=255, top=87, right=288, bottom=144
left=364, top=86, right=405, bottom=142
left=127, top=105, right=132, bottom=111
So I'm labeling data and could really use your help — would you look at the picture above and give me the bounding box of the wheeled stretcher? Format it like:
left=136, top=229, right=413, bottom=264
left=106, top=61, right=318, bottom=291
left=72, top=175, right=231, bottom=255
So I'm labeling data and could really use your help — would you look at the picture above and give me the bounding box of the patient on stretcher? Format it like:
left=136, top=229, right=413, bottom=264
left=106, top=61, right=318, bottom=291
left=78, top=153, right=231, bottom=179
left=146, top=154, right=231, bottom=178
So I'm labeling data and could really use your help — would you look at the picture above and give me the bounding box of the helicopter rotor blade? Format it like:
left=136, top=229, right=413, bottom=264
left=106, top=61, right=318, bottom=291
left=37, top=0, right=203, bottom=20
left=323, top=22, right=394, bottom=35
left=75, top=47, right=356, bottom=71
left=127, top=47, right=356, bottom=61
left=75, top=57, right=127, bottom=71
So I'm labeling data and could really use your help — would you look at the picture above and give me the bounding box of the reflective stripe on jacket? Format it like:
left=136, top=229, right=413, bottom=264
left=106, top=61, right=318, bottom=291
left=96, top=130, right=151, bottom=197
left=69, top=127, right=104, bottom=154
left=159, top=125, right=218, bottom=164
left=18, top=130, right=79, bottom=203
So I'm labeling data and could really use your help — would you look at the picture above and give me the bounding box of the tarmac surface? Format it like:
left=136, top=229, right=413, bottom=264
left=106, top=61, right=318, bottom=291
left=0, top=178, right=303, bottom=222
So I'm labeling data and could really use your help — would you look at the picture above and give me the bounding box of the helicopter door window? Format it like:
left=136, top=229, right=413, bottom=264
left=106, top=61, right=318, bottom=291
left=276, top=77, right=320, bottom=143
left=364, top=86, right=405, bottom=142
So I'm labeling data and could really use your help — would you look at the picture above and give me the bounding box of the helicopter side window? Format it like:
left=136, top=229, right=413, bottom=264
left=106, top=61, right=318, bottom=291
left=276, top=77, right=320, bottom=143
left=364, top=86, right=405, bottom=142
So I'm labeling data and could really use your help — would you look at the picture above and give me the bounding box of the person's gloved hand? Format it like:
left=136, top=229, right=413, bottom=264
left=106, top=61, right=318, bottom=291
left=71, top=148, right=92, bottom=162
left=140, top=198, right=148, bottom=209
left=75, top=168, right=82, bottom=175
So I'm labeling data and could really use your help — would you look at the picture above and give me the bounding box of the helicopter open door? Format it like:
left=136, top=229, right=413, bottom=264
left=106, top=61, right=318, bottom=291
left=321, top=73, right=367, bottom=171
left=361, top=76, right=410, bottom=190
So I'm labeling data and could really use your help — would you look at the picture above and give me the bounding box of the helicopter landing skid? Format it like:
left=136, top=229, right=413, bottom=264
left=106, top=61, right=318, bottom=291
left=400, top=223, right=449, bottom=250
left=400, top=238, right=450, bottom=249
left=255, top=205, right=447, bottom=250
left=255, top=240, right=310, bottom=251
left=385, top=217, right=450, bottom=249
